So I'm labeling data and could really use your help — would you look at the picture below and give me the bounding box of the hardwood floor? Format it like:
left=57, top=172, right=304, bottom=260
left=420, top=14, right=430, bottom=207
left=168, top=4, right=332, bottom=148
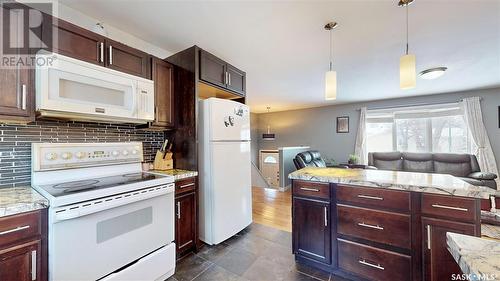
left=252, top=186, right=292, bottom=232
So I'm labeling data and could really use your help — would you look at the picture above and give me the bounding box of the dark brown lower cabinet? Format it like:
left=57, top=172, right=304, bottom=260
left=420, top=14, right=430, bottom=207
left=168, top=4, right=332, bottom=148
left=174, top=177, right=198, bottom=258
left=422, top=217, right=477, bottom=281
left=0, top=209, right=47, bottom=281
left=292, top=196, right=331, bottom=265
left=0, top=240, right=41, bottom=281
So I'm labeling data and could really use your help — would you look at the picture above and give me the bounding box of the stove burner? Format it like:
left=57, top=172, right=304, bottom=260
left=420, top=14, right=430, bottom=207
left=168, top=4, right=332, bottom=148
left=53, top=179, right=99, bottom=189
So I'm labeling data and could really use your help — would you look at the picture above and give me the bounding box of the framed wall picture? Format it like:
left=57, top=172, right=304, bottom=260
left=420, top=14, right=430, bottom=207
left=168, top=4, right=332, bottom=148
left=337, top=116, right=349, bottom=133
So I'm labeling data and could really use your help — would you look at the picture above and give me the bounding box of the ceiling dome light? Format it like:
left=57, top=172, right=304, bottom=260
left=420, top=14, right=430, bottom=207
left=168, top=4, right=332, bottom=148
left=419, top=67, right=448, bottom=80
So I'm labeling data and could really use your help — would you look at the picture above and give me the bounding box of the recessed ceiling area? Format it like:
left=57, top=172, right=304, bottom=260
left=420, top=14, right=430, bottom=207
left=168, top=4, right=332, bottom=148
left=59, top=0, right=500, bottom=113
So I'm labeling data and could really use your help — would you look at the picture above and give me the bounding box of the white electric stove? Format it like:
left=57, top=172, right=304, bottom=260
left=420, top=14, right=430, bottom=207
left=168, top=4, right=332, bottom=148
left=31, top=142, right=176, bottom=281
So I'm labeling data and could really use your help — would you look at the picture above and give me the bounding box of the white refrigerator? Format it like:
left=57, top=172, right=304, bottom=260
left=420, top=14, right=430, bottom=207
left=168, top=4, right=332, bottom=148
left=198, top=98, right=252, bottom=245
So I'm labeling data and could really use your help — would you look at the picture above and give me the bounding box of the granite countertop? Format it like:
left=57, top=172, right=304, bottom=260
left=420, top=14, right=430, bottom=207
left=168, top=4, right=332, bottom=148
left=288, top=167, right=499, bottom=199
left=151, top=169, right=198, bottom=181
left=447, top=232, right=500, bottom=280
left=0, top=187, right=49, bottom=218
left=481, top=223, right=500, bottom=240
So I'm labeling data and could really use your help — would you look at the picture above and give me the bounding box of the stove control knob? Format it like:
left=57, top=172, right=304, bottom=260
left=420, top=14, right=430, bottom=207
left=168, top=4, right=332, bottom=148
left=122, top=150, right=129, bottom=156
left=45, top=153, right=57, bottom=161
left=75, top=152, right=86, bottom=159
left=61, top=152, right=72, bottom=160
left=112, top=151, right=120, bottom=157
left=131, top=149, right=138, bottom=155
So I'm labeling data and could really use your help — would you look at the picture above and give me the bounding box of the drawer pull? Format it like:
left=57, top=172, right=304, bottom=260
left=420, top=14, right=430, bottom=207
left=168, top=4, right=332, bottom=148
left=359, top=259, right=385, bottom=270
left=431, top=204, right=468, bottom=212
left=357, top=194, right=383, bottom=201
left=300, top=187, right=320, bottom=192
left=0, top=225, right=30, bottom=236
left=179, top=183, right=195, bottom=189
left=427, top=225, right=431, bottom=250
left=357, top=222, right=384, bottom=230
left=31, top=250, right=37, bottom=280
left=324, top=207, right=328, bottom=227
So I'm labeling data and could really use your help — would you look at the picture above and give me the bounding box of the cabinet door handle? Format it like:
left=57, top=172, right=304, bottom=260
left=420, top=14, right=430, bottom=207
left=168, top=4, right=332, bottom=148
left=357, top=222, right=384, bottom=230
left=100, top=42, right=104, bottom=62
left=427, top=225, right=431, bottom=250
left=357, top=194, right=383, bottom=201
left=431, top=204, right=468, bottom=212
left=179, top=183, right=195, bottom=189
left=21, top=84, right=27, bottom=110
left=0, top=225, right=30, bottom=236
left=324, top=207, right=328, bottom=227
left=176, top=202, right=181, bottom=219
left=109, top=46, right=113, bottom=65
left=31, top=250, right=37, bottom=281
left=359, top=259, right=384, bottom=271
left=300, top=187, right=319, bottom=192
left=228, top=72, right=231, bottom=86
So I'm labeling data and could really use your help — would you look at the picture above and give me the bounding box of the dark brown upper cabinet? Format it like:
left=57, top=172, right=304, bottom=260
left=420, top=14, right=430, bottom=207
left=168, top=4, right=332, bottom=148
left=44, top=17, right=150, bottom=79
left=0, top=5, right=34, bottom=122
left=226, top=64, right=246, bottom=95
left=151, top=58, right=174, bottom=128
left=105, top=39, right=151, bottom=79
left=48, top=18, right=105, bottom=66
left=199, top=50, right=245, bottom=96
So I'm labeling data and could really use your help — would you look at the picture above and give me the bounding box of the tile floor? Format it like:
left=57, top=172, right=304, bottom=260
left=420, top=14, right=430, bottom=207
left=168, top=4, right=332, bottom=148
left=168, top=223, right=348, bottom=281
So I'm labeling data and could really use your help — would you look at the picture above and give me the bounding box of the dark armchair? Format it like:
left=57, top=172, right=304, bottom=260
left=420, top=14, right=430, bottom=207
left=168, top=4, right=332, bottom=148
left=293, top=150, right=327, bottom=170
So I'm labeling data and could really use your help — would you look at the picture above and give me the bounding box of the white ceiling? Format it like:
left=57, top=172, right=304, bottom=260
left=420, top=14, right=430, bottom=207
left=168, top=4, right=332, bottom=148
left=59, top=0, right=500, bottom=113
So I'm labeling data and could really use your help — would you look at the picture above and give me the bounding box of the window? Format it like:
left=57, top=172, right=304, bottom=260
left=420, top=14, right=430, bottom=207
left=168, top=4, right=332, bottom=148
left=366, top=103, right=474, bottom=154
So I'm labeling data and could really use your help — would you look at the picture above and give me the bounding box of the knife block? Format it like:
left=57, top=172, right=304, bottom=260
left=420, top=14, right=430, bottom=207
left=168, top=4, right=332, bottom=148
left=153, top=151, right=173, bottom=170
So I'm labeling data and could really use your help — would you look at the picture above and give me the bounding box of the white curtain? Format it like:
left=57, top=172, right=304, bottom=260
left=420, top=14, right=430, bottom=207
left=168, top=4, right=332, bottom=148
left=354, top=107, right=367, bottom=165
left=462, top=97, right=499, bottom=184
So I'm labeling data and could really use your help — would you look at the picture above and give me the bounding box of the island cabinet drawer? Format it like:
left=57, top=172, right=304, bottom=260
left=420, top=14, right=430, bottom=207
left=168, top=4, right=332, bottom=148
left=0, top=210, right=41, bottom=248
left=293, top=181, right=330, bottom=200
left=338, top=238, right=411, bottom=281
left=421, top=194, right=478, bottom=222
left=336, top=185, right=410, bottom=212
left=337, top=204, right=411, bottom=249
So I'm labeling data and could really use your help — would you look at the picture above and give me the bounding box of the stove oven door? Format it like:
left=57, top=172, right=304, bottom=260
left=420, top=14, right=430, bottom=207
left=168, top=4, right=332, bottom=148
left=49, top=187, right=174, bottom=281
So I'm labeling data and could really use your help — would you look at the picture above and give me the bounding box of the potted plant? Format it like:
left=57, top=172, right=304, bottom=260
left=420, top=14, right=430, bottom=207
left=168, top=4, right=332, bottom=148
left=348, top=154, right=359, bottom=165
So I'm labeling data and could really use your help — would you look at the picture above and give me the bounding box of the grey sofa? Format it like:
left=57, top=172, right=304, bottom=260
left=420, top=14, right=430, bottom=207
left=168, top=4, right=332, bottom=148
left=368, top=152, right=497, bottom=189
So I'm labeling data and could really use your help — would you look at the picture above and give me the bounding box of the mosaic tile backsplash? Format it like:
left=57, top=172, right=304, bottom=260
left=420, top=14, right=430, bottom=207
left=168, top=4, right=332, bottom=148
left=0, top=121, right=165, bottom=188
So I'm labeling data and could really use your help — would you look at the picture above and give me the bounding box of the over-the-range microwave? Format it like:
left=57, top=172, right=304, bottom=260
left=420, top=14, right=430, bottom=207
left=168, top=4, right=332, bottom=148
left=36, top=52, right=154, bottom=124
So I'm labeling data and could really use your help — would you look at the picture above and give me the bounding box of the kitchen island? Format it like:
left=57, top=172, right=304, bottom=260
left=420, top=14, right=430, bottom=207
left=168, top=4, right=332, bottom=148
left=288, top=167, right=498, bottom=281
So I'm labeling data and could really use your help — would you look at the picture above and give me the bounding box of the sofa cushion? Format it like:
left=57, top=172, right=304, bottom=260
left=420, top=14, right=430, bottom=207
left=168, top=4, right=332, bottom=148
left=402, top=152, right=433, bottom=173
left=433, top=153, right=473, bottom=177
left=371, top=152, right=403, bottom=171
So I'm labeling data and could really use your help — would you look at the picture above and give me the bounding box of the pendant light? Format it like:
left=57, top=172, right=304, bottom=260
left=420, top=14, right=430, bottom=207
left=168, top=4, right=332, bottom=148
left=324, top=22, right=338, bottom=100
left=399, top=0, right=416, bottom=90
left=262, top=107, right=275, bottom=141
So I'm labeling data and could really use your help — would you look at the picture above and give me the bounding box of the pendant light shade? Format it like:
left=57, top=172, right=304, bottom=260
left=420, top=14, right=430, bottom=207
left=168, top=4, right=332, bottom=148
left=324, top=22, right=338, bottom=100
left=399, top=0, right=416, bottom=90
left=400, top=54, right=416, bottom=89
left=325, top=70, right=337, bottom=100
left=262, top=107, right=275, bottom=141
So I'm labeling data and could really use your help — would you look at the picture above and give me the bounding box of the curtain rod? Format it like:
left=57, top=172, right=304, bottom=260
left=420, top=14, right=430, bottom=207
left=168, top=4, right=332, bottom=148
left=357, top=97, right=482, bottom=111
